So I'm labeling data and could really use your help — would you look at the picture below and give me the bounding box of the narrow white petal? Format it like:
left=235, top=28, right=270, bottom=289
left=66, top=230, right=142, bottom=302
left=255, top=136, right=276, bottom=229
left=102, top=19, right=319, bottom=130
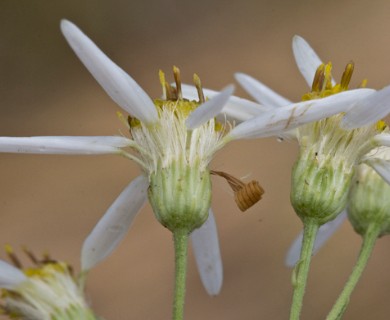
left=372, top=133, right=390, bottom=148
left=229, top=88, right=374, bottom=140
left=181, top=84, right=267, bottom=122
left=81, top=175, right=148, bottom=271
left=341, top=85, right=390, bottom=129
left=285, top=211, right=347, bottom=267
left=235, top=73, right=291, bottom=107
left=61, top=20, right=158, bottom=124
left=364, top=158, right=390, bottom=185
left=190, top=209, right=223, bottom=296
left=292, top=35, right=335, bottom=87
left=0, top=260, right=27, bottom=289
left=0, top=136, right=131, bottom=155
left=186, top=85, right=235, bottom=129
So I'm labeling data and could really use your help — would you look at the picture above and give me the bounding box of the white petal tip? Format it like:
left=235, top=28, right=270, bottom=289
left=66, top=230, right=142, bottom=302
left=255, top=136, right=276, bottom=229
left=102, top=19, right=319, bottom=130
left=60, top=19, right=158, bottom=124
left=191, top=210, right=223, bottom=296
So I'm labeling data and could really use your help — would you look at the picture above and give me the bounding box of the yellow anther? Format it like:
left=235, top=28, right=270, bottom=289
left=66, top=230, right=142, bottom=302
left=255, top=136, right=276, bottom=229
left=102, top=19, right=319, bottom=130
left=376, top=120, right=387, bottom=132
left=359, top=79, right=368, bottom=88
left=117, top=111, right=130, bottom=129
left=22, top=246, right=39, bottom=265
left=159, top=70, right=167, bottom=99
left=193, top=73, right=205, bottom=103
left=311, top=64, right=325, bottom=92
left=340, top=62, right=354, bottom=90
left=4, top=244, right=13, bottom=254
left=5, top=244, right=22, bottom=269
left=324, top=62, right=333, bottom=90
left=173, top=66, right=182, bottom=99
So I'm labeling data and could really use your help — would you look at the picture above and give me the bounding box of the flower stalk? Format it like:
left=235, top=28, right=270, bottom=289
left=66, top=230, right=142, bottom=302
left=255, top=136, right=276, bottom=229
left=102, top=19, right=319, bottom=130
left=326, top=223, right=380, bottom=320
left=173, top=229, right=189, bottom=320
left=289, top=218, right=319, bottom=320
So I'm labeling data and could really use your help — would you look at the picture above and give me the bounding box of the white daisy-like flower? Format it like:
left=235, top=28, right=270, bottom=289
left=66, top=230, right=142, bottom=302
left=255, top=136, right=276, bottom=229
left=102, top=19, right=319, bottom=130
left=229, top=35, right=390, bottom=266
left=0, top=245, right=100, bottom=320
left=0, top=20, right=262, bottom=296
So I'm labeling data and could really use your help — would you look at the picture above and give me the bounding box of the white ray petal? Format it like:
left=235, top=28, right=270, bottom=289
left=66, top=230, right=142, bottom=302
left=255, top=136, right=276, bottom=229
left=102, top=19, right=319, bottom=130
left=285, top=211, right=347, bottom=268
left=0, top=260, right=27, bottom=289
left=235, top=73, right=291, bottom=107
left=0, top=136, right=131, bottom=155
left=181, top=84, right=266, bottom=122
left=81, top=175, right=148, bottom=271
left=364, top=158, right=390, bottom=185
left=229, top=88, right=374, bottom=140
left=61, top=20, right=158, bottom=124
left=190, top=209, right=223, bottom=296
left=292, top=35, right=335, bottom=87
left=186, top=85, right=234, bottom=129
left=341, top=85, right=390, bottom=129
left=372, top=133, right=390, bottom=148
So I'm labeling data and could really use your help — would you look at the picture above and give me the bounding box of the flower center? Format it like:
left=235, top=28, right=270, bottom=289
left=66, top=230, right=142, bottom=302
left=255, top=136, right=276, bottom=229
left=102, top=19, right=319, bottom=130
left=127, top=67, right=222, bottom=132
left=301, top=62, right=386, bottom=131
left=302, top=62, right=354, bottom=100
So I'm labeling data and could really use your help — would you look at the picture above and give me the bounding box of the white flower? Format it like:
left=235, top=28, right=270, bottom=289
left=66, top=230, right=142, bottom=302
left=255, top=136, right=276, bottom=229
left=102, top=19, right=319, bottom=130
left=230, top=35, right=390, bottom=266
left=0, top=20, right=278, bottom=296
left=0, top=245, right=99, bottom=320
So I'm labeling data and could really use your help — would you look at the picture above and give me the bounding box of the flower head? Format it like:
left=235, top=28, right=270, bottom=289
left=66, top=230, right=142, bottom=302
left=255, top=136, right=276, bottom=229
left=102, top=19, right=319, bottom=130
left=0, top=20, right=269, bottom=296
left=0, top=246, right=98, bottom=320
left=237, top=36, right=390, bottom=266
left=290, top=61, right=387, bottom=224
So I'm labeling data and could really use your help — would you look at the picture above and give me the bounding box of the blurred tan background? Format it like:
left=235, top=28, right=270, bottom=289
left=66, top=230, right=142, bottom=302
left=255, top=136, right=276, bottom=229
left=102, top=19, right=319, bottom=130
left=1, top=0, right=390, bottom=319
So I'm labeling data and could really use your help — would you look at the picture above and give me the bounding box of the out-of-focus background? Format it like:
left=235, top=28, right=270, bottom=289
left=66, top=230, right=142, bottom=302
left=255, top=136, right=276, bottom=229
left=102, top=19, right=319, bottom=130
left=1, top=1, right=390, bottom=319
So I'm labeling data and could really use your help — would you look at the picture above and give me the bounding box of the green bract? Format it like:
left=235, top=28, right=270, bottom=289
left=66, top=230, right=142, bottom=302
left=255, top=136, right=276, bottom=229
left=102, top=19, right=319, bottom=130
left=348, top=157, right=390, bottom=237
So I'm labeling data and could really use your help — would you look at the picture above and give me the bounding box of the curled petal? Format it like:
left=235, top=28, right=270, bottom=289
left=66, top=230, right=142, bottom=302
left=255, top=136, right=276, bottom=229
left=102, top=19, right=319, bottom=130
left=228, top=88, right=374, bottom=140
left=181, top=84, right=266, bottom=122
left=341, top=85, right=390, bottom=129
left=235, top=73, right=291, bottom=107
left=364, top=158, right=390, bottom=185
left=292, top=35, right=335, bottom=87
left=285, top=211, right=347, bottom=267
left=61, top=20, right=158, bottom=124
left=81, top=175, right=148, bottom=271
left=0, top=136, right=132, bottom=155
left=190, top=209, right=223, bottom=296
left=0, top=260, right=27, bottom=289
left=186, top=85, right=234, bottom=129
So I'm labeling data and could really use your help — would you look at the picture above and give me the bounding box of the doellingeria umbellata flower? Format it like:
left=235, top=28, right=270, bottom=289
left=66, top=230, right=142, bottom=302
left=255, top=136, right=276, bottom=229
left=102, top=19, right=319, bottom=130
left=0, top=19, right=308, bottom=320
left=324, top=148, right=390, bottom=320
left=269, top=36, right=390, bottom=268
left=232, top=35, right=390, bottom=320
left=0, top=244, right=102, bottom=320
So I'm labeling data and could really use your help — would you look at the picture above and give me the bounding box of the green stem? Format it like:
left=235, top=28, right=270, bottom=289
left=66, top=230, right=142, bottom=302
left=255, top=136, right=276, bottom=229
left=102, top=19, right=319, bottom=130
left=326, top=224, right=380, bottom=320
left=289, top=218, right=319, bottom=320
left=172, top=229, right=189, bottom=320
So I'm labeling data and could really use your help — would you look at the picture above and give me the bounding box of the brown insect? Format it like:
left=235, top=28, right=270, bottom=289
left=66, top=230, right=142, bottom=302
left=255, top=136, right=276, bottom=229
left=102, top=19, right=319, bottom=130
left=211, top=170, right=264, bottom=212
